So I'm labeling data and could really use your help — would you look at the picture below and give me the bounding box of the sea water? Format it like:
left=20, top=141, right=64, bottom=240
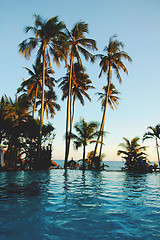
left=0, top=170, right=160, bottom=240
left=54, top=160, right=124, bottom=170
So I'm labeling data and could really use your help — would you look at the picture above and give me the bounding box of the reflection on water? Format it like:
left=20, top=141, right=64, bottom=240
left=0, top=170, right=160, bottom=240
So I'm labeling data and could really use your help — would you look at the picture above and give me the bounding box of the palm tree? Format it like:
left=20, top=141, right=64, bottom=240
left=96, top=83, right=120, bottom=111
left=37, top=89, right=60, bottom=120
left=64, top=21, right=98, bottom=168
left=19, top=14, right=66, bottom=146
left=143, top=124, right=160, bottom=167
left=93, top=36, right=132, bottom=158
left=17, top=62, right=56, bottom=118
left=58, top=63, right=94, bottom=157
left=17, top=62, right=42, bottom=118
left=96, top=83, right=120, bottom=157
left=117, top=137, right=148, bottom=172
left=71, top=118, right=99, bottom=170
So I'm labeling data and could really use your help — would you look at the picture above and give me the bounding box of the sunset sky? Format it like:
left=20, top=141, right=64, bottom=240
left=1, top=0, right=160, bottom=161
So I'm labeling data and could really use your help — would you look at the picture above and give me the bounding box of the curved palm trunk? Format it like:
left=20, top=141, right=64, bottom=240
left=156, top=137, right=160, bottom=167
left=33, top=84, right=38, bottom=119
left=93, top=63, right=111, bottom=159
left=64, top=57, right=73, bottom=169
left=99, top=132, right=104, bottom=159
left=39, top=46, right=46, bottom=151
left=71, top=95, right=76, bottom=134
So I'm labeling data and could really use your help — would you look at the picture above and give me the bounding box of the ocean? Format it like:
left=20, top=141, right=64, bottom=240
left=54, top=160, right=124, bottom=170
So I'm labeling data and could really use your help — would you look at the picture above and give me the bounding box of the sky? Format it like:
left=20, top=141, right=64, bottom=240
left=1, top=0, right=160, bottom=162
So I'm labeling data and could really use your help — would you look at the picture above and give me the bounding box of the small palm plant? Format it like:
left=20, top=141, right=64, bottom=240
left=143, top=125, right=160, bottom=167
left=71, top=118, right=99, bottom=170
left=117, top=137, right=149, bottom=172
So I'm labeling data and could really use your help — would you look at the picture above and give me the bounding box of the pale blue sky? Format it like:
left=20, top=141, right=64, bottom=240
left=1, top=0, right=160, bottom=161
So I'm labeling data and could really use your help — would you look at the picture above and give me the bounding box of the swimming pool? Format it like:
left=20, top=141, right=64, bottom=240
left=0, top=170, right=160, bottom=239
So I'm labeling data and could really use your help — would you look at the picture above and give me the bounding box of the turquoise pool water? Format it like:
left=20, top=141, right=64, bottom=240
left=0, top=170, right=160, bottom=240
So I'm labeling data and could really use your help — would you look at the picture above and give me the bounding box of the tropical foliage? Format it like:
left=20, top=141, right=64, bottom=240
left=96, top=83, right=120, bottom=157
left=18, top=14, right=66, bottom=147
left=70, top=118, right=99, bottom=170
left=93, top=36, right=132, bottom=160
left=58, top=63, right=94, bottom=163
left=117, top=137, right=150, bottom=172
left=63, top=21, right=98, bottom=168
left=0, top=95, right=55, bottom=171
left=8, top=14, right=160, bottom=173
left=17, top=62, right=57, bottom=118
left=143, top=124, right=160, bottom=167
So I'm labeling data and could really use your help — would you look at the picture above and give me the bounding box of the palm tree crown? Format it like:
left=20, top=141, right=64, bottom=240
left=37, top=89, right=60, bottom=120
left=65, top=21, right=97, bottom=65
left=98, top=36, right=132, bottom=81
left=117, top=137, right=148, bottom=172
left=143, top=125, right=160, bottom=140
left=96, top=83, right=120, bottom=111
left=17, top=62, right=56, bottom=119
left=19, top=15, right=66, bottom=65
left=143, top=124, right=160, bottom=166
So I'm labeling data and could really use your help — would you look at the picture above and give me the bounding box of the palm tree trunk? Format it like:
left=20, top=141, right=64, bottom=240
left=67, top=85, right=73, bottom=157
left=67, top=94, right=75, bottom=163
left=39, top=46, right=46, bottom=150
left=93, top=62, right=111, bottom=159
left=83, top=144, right=86, bottom=171
left=156, top=137, right=160, bottom=167
left=99, top=132, right=104, bottom=159
left=33, top=84, right=38, bottom=119
left=71, top=95, right=75, bottom=134
left=64, top=57, right=73, bottom=169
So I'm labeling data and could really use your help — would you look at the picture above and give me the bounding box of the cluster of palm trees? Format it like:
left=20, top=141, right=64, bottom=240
left=117, top=124, right=160, bottom=172
left=0, top=95, right=55, bottom=170
left=1, top=14, right=133, bottom=170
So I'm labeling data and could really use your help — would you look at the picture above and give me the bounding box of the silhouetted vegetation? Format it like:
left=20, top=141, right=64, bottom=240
left=1, top=14, right=158, bottom=173
left=0, top=95, right=55, bottom=171
left=117, top=137, right=156, bottom=173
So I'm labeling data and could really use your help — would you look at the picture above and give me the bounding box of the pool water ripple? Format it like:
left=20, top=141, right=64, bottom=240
left=0, top=170, right=160, bottom=239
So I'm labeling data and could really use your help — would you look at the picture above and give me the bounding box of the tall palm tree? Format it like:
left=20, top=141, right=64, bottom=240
left=93, top=36, right=132, bottom=158
left=58, top=63, right=94, bottom=156
left=19, top=14, right=66, bottom=146
left=96, top=83, right=120, bottom=157
left=64, top=21, right=98, bottom=168
left=117, top=137, right=148, bottom=171
left=71, top=118, right=99, bottom=170
left=143, top=124, right=160, bottom=166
